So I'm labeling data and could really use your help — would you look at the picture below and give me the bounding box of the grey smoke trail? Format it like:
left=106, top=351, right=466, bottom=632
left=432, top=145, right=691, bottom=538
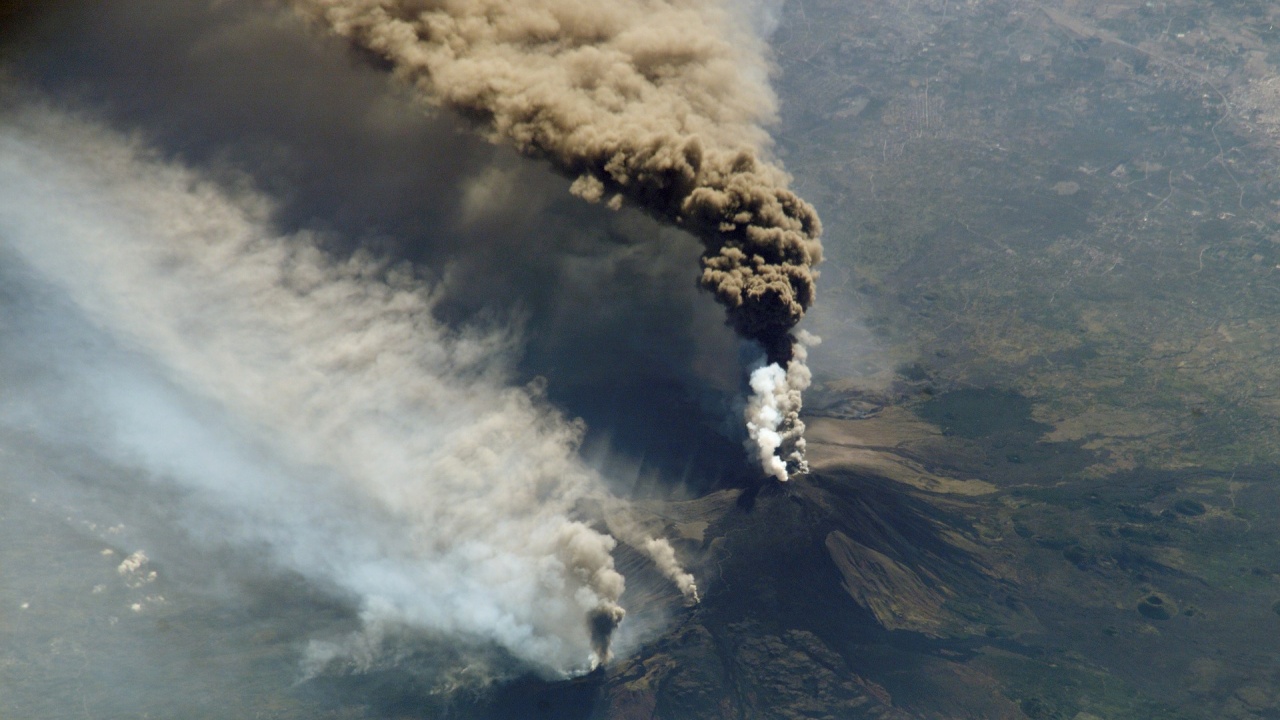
left=599, top=503, right=700, bottom=603
left=0, top=101, right=691, bottom=674
left=293, top=0, right=823, bottom=479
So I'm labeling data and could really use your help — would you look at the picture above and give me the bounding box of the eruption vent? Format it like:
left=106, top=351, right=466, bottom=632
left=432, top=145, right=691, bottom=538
left=295, top=0, right=824, bottom=479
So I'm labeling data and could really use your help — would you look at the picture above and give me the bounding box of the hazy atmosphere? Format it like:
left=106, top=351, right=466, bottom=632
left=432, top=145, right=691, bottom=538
left=5, top=0, right=1280, bottom=718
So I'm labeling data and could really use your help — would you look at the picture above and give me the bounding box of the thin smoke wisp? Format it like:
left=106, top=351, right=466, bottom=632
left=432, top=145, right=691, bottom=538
left=294, top=0, right=824, bottom=479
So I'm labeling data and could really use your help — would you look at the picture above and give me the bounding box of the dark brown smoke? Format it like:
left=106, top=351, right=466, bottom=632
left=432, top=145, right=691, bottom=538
left=295, top=0, right=822, bottom=364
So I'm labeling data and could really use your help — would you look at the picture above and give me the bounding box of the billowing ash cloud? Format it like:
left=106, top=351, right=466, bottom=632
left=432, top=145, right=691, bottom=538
left=0, top=102, right=694, bottom=675
left=294, top=0, right=823, bottom=478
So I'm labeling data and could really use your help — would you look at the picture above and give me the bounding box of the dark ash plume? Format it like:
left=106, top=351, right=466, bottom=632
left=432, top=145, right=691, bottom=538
left=294, top=0, right=823, bottom=365
left=295, top=0, right=823, bottom=480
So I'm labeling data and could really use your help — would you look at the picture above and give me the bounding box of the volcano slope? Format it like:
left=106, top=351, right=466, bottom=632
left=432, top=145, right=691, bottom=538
left=335, top=407, right=1036, bottom=720
left=590, top=410, right=1034, bottom=720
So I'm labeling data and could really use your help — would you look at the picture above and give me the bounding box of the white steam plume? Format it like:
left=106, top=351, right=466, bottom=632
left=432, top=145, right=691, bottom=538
left=745, top=330, right=819, bottom=481
left=0, top=101, right=694, bottom=675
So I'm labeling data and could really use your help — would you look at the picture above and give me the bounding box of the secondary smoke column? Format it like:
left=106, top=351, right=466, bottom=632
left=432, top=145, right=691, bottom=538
left=295, top=0, right=823, bottom=479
